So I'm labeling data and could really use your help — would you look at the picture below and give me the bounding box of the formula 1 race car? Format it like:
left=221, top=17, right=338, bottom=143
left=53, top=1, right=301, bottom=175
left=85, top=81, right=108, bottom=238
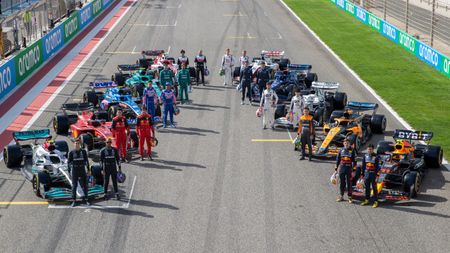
left=124, top=68, right=156, bottom=97
left=3, top=129, right=104, bottom=200
left=314, top=101, right=386, bottom=157
left=302, top=82, right=347, bottom=124
left=83, top=82, right=147, bottom=123
left=53, top=103, right=139, bottom=152
left=273, top=82, right=347, bottom=129
left=232, top=50, right=290, bottom=82
left=352, top=129, right=443, bottom=201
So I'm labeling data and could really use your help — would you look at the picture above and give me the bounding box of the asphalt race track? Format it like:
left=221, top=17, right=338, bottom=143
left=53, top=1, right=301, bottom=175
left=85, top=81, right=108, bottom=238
left=1, top=0, right=449, bottom=252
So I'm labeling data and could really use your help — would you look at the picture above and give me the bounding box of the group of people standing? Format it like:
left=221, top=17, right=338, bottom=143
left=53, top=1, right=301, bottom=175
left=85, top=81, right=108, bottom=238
left=225, top=48, right=380, bottom=208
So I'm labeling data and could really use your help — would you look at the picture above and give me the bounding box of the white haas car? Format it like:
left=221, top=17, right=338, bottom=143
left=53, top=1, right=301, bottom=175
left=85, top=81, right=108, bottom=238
left=302, top=82, right=347, bottom=125
left=233, top=50, right=291, bottom=81
left=143, top=50, right=179, bottom=75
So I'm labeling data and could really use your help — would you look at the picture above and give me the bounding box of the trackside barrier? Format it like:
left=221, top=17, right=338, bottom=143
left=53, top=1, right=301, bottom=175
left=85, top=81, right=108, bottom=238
left=0, top=0, right=116, bottom=101
left=329, top=0, right=450, bottom=79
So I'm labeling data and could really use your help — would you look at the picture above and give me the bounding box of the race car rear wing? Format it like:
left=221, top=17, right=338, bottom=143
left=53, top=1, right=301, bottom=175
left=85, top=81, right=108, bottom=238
left=62, top=103, right=94, bottom=112
left=261, top=50, right=284, bottom=58
left=89, top=81, right=117, bottom=88
left=393, top=129, right=433, bottom=141
left=346, top=101, right=379, bottom=111
left=117, top=64, right=140, bottom=72
left=13, top=129, right=51, bottom=141
left=311, top=82, right=340, bottom=90
left=141, top=50, right=165, bottom=56
left=287, top=64, right=312, bottom=71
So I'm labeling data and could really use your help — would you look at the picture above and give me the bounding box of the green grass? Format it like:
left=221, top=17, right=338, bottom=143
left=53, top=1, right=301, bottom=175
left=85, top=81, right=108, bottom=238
left=284, top=0, right=450, bottom=159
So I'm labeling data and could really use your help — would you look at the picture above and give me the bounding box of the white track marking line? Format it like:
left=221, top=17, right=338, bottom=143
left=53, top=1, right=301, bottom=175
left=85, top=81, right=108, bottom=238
left=167, top=46, right=171, bottom=54
left=286, top=128, right=294, bottom=141
left=22, top=0, right=135, bottom=131
left=48, top=176, right=136, bottom=209
left=131, top=46, right=136, bottom=54
left=279, top=0, right=449, bottom=169
left=124, top=175, right=137, bottom=208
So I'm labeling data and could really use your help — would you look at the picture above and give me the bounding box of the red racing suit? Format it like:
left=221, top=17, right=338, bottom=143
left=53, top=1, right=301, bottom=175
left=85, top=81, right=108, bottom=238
left=136, top=112, right=155, bottom=157
left=111, top=115, right=130, bottom=158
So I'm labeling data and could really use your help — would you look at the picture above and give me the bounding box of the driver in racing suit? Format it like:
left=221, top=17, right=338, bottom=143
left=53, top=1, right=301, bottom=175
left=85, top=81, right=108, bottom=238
left=161, top=83, right=177, bottom=128
left=100, top=138, right=121, bottom=200
left=142, top=84, right=158, bottom=121
left=68, top=139, right=90, bottom=207
left=259, top=81, right=278, bottom=129
left=194, top=50, right=207, bottom=85
left=289, top=88, right=304, bottom=129
left=297, top=107, right=314, bottom=161
left=177, top=63, right=191, bottom=104
left=159, top=61, right=175, bottom=89
left=335, top=139, right=357, bottom=203
left=111, top=108, right=130, bottom=162
left=136, top=107, right=155, bottom=160
left=239, top=50, right=249, bottom=70
left=256, top=61, right=271, bottom=99
left=177, top=49, right=189, bottom=68
left=221, top=48, right=234, bottom=86
left=360, top=144, right=380, bottom=208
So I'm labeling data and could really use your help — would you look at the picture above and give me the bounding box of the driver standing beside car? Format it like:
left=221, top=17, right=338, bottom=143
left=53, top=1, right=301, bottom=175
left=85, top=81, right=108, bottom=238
left=100, top=138, right=121, bottom=200
left=256, top=61, right=271, bottom=99
left=68, top=139, right=90, bottom=207
left=259, top=81, right=278, bottom=129
left=112, top=108, right=130, bottom=162
left=289, top=88, right=304, bottom=130
left=360, top=144, right=380, bottom=208
left=335, top=139, right=357, bottom=203
left=177, top=49, right=189, bottom=68
left=297, top=107, right=314, bottom=161
left=142, top=83, right=158, bottom=122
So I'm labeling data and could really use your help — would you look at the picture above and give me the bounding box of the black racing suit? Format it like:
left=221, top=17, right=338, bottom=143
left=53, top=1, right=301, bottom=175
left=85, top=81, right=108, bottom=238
left=100, top=147, right=121, bottom=195
left=256, top=67, right=271, bottom=99
left=361, top=153, right=380, bottom=201
left=68, top=149, right=90, bottom=200
left=240, top=66, right=253, bottom=102
left=336, top=147, right=357, bottom=197
left=194, top=55, right=207, bottom=84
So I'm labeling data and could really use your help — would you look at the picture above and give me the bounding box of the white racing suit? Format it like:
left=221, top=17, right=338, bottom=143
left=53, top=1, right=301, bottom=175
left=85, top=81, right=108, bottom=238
left=289, top=95, right=304, bottom=129
left=222, top=54, right=234, bottom=85
left=239, top=55, right=249, bottom=70
left=260, top=89, right=279, bottom=128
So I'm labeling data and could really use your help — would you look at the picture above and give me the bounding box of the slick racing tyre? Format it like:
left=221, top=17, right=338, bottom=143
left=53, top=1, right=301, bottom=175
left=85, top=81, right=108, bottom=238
left=83, top=91, right=98, bottom=107
left=114, top=73, right=125, bottom=86
left=376, top=141, right=394, bottom=155
left=424, top=145, right=443, bottom=168
left=33, top=171, right=51, bottom=198
left=108, top=106, right=118, bottom=121
left=91, top=165, right=104, bottom=186
left=129, top=131, right=139, bottom=148
left=4, top=144, right=23, bottom=168
left=329, top=110, right=344, bottom=124
left=404, top=172, right=419, bottom=198
left=55, top=140, right=69, bottom=157
left=233, top=67, right=240, bottom=78
left=333, top=92, right=347, bottom=110
left=80, top=133, right=94, bottom=151
left=53, top=113, right=70, bottom=135
left=274, top=105, right=286, bottom=120
left=370, top=114, right=386, bottom=134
